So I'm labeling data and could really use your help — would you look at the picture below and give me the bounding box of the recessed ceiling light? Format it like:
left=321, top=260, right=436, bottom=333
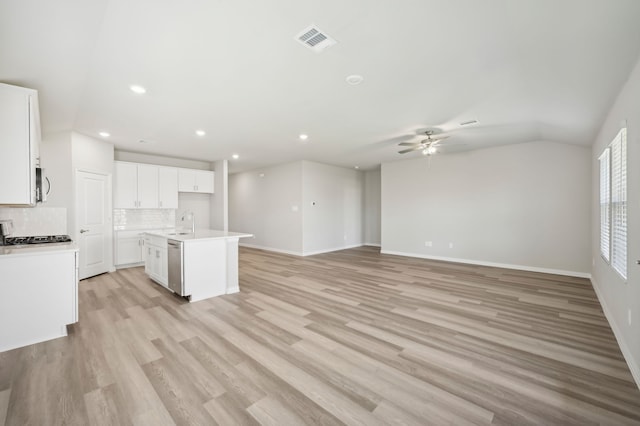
left=299, top=134, right=309, bottom=141
left=232, top=154, right=239, bottom=160
left=354, top=166, right=359, bottom=169
left=345, top=74, right=364, bottom=85
left=195, top=130, right=206, bottom=137
left=98, top=131, right=110, bottom=138
left=129, top=84, right=147, bottom=94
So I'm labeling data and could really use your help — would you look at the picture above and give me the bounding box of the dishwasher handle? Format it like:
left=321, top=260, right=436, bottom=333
left=168, top=239, right=182, bottom=248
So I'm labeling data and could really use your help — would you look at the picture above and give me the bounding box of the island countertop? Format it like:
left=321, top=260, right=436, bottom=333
left=144, top=229, right=253, bottom=242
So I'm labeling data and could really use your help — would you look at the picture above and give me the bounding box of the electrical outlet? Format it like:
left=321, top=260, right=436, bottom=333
left=629, top=309, right=632, bottom=326
left=344, top=234, right=347, bottom=241
left=449, top=242, right=454, bottom=249
left=424, top=241, right=432, bottom=247
left=592, top=258, right=595, bottom=266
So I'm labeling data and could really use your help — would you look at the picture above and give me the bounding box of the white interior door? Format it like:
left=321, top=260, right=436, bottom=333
left=76, top=170, right=111, bottom=279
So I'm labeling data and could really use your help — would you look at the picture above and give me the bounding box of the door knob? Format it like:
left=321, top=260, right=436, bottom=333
left=80, top=229, right=89, bottom=233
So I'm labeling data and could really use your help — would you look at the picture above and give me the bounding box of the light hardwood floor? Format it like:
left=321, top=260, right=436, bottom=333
left=1, top=246, right=640, bottom=425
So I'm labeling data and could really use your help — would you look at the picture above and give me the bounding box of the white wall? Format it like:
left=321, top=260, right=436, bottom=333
left=229, top=162, right=303, bottom=254
left=210, top=159, right=228, bottom=231
left=364, top=168, right=381, bottom=246
left=301, top=161, right=363, bottom=255
left=591, top=55, right=640, bottom=386
left=381, top=140, right=591, bottom=276
left=114, top=150, right=210, bottom=170
left=70, top=132, right=114, bottom=243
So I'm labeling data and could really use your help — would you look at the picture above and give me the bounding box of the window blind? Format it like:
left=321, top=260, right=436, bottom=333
left=611, top=128, right=627, bottom=279
left=599, top=148, right=610, bottom=262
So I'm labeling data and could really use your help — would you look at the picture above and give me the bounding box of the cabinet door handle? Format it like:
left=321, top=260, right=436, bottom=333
left=80, top=229, right=89, bottom=233
left=159, top=200, right=162, bottom=208
left=156, top=250, right=160, bottom=258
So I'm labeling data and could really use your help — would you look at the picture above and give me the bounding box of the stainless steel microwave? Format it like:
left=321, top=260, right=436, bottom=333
left=35, top=167, right=50, bottom=203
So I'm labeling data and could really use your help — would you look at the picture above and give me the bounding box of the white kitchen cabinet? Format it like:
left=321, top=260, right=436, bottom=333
left=136, top=164, right=159, bottom=208
left=0, top=83, right=41, bottom=206
left=158, top=167, right=178, bottom=208
left=178, top=168, right=214, bottom=193
left=114, top=161, right=180, bottom=209
left=144, top=233, right=168, bottom=286
left=115, top=230, right=146, bottom=266
left=114, top=162, right=140, bottom=208
left=0, top=248, right=78, bottom=352
left=114, top=162, right=160, bottom=209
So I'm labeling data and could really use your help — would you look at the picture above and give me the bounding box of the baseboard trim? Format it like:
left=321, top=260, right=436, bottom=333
left=240, top=243, right=366, bottom=257
left=380, top=250, right=591, bottom=279
left=590, top=276, right=640, bottom=389
left=302, top=244, right=363, bottom=256
left=364, top=243, right=381, bottom=247
left=239, top=243, right=303, bottom=256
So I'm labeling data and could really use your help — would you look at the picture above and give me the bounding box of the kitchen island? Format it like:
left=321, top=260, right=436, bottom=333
left=144, top=229, right=252, bottom=302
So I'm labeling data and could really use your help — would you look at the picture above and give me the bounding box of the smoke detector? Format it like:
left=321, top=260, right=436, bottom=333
left=295, top=25, right=337, bottom=52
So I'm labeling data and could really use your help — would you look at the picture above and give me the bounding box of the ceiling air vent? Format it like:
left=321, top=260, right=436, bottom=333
left=295, top=25, right=337, bottom=52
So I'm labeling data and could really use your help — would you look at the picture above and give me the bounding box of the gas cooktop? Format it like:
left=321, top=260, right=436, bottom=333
left=2, top=235, right=73, bottom=246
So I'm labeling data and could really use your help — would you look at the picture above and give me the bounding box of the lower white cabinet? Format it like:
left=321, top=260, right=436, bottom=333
left=0, top=248, right=78, bottom=352
left=115, top=230, right=146, bottom=266
left=144, top=234, right=168, bottom=286
left=115, top=229, right=165, bottom=267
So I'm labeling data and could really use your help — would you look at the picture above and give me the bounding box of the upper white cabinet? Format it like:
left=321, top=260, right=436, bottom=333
left=178, top=168, right=214, bottom=193
left=114, top=161, right=213, bottom=208
left=0, top=83, right=41, bottom=206
left=114, top=162, right=159, bottom=209
left=158, top=167, right=178, bottom=208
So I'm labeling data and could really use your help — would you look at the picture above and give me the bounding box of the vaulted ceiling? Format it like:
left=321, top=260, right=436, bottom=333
left=2, top=0, right=639, bottom=172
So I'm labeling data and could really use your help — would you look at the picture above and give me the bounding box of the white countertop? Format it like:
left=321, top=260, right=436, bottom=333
left=0, top=242, right=78, bottom=257
left=144, top=229, right=253, bottom=242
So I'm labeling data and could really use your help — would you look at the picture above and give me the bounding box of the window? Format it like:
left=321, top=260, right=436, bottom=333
left=599, top=128, right=627, bottom=279
left=599, top=148, right=610, bottom=262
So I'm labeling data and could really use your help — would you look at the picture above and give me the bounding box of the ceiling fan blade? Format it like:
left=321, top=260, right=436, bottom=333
left=398, top=142, right=421, bottom=146
left=398, top=146, right=422, bottom=154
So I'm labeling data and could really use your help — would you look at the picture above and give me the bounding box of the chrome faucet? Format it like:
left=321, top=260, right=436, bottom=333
left=180, top=211, right=195, bottom=234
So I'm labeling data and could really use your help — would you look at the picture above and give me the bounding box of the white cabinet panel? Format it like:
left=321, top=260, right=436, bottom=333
left=0, top=83, right=39, bottom=206
left=116, top=236, right=144, bottom=265
left=136, top=164, right=159, bottom=209
left=195, top=170, right=214, bottom=193
left=0, top=249, right=78, bottom=352
left=178, top=168, right=196, bottom=192
left=144, top=234, right=168, bottom=287
left=114, top=161, right=180, bottom=209
left=158, top=167, right=178, bottom=208
left=178, top=168, right=214, bottom=193
left=114, top=162, right=138, bottom=208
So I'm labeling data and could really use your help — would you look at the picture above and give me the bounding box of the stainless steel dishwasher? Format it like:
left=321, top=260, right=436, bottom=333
left=167, top=239, right=186, bottom=296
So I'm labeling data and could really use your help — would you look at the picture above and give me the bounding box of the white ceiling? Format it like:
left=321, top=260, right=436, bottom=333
left=2, top=0, right=640, bottom=172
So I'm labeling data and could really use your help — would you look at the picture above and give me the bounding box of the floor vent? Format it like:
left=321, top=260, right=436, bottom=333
left=295, top=25, right=336, bottom=52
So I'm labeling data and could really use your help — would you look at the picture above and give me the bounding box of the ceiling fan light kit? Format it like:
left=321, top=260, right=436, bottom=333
left=397, top=129, right=450, bottom=156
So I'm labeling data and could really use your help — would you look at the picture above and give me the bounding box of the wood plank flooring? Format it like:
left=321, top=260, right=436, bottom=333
left=2, top=246, right=640, bottom=425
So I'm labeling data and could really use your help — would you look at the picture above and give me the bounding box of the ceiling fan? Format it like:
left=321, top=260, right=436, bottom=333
left=398, top=129, right=450, bottom=156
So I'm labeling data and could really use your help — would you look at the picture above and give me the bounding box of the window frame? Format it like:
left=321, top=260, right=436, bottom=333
left=599, top=127, right=627, bottom=280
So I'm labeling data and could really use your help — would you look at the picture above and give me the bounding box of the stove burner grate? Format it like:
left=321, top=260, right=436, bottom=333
left=2, top=235, right=73, bottom=246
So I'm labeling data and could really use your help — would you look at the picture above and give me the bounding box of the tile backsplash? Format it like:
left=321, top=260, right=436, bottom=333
left=113, top=209, right=175, bottom=230
left=0, top=207, right=67, bottom=236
